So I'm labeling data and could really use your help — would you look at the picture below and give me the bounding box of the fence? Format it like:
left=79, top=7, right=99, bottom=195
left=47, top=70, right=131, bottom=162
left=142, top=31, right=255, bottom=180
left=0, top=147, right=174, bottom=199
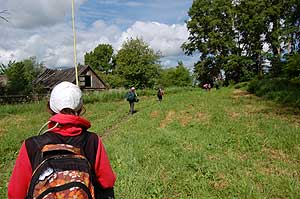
left=0, top=94, right=47, bottom=104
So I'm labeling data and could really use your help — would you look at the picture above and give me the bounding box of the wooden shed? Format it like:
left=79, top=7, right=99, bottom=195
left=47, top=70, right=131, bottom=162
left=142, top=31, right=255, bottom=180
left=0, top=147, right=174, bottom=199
left=34, top=65, right=107, bottom=91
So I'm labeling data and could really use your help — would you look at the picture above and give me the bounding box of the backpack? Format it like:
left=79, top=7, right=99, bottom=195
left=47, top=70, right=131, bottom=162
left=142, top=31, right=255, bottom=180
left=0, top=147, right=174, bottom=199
left=126, top=91, right=135, bottom=102
left=157, top=89, right=163, bottom=97
left=26, top=132, right=95, bottom=199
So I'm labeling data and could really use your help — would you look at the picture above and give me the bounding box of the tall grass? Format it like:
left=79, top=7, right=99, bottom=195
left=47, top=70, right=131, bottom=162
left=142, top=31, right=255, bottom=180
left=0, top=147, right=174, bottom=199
left=83, top=87, right=196, bottom=104
left=247, top=78, right=300, bottom=107
left=1, top=87, right=299, bottom=198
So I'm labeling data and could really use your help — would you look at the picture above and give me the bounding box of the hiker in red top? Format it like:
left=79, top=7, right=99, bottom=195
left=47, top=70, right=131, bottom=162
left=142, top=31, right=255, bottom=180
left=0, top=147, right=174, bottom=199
left=8, top=81, right=116, bottom=199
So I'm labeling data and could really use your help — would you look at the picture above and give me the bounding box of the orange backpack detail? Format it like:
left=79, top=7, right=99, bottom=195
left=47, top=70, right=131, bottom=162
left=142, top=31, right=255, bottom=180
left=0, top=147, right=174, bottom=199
left=27, top=143, right=95, bottom=199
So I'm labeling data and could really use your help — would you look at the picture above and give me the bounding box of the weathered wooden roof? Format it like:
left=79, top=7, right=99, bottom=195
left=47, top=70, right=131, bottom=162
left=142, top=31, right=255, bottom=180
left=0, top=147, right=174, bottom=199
left=34, top=65, right=106, bottom=89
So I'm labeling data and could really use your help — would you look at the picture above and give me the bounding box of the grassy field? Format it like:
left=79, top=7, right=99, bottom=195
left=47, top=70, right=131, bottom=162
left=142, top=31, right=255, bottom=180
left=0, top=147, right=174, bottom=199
left=0, top=87, right=299, bottom=198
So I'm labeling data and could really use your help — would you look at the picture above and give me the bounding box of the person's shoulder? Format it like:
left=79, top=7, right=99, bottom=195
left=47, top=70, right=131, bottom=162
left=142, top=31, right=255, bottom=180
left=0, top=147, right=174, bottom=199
left=84, top=131, right=100, bottom=143
left=25, top=134, right=42, bottom=143
left=85, top=131, right=98, bottom=138
left=24, top=133, right=53, bottom=148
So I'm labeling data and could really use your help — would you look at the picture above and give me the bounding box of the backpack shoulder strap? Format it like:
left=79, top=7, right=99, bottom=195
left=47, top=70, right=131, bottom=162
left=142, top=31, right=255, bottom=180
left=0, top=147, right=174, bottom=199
left=25, top=134, right=53, bottom=170
left=25, top=130, right=98, bottom=171
left=82, top=131, right=98, bottom=167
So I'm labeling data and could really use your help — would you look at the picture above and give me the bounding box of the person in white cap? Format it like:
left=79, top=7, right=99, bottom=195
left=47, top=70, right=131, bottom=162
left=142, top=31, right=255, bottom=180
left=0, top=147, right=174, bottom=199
left=8, top=81, right=116, bottom=199
left=126, top=86, right=139, bottom=114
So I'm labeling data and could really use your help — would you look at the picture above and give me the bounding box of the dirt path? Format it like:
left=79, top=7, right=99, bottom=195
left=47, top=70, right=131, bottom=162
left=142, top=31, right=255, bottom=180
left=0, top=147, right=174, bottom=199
left=101, top=97, right=155, bottom=138
left=101, top=113, right=130, bottom=138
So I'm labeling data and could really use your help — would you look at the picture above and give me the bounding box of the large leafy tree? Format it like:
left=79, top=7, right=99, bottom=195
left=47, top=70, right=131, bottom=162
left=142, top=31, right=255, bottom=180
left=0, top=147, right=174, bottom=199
left=182, top=0, right=237, bottom=83
left=182, top=0, right=235, bottom=57
left=183, top=0, right=300, bottom=83
left=115, top=38, right=161, bottom=88
left=287, top=0, right=300, bottom=53
left=84, top=44, right=114, bottom=74
left=261, top=0, right=290, bottom=76
left=229, top=0, right=270, bottom=80
left=194, top=56, right=222, bottom=85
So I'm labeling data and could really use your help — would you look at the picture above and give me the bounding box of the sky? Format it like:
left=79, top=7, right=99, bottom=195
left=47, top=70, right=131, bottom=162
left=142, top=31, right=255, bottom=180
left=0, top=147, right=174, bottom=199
left=0, top=0, right=199, bottom=70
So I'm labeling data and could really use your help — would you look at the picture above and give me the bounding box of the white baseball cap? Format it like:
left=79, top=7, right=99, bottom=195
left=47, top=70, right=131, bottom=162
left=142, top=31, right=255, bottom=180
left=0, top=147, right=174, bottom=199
left=49, top=81, right=83, bottom=113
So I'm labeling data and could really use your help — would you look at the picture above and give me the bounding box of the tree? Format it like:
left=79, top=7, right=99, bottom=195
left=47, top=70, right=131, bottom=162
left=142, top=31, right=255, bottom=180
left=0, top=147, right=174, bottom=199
left=84, top=44, right=114, bottom=74
left=193, top=56, right=220, bottom=85
left=5, top=57, right=43, bottom=94
left=286, top=0, right=300, bottom=53
left=235, top=0, right=268, bottom=79
left=0, top=62, right=12, bottom=75
left=183, top=0, right=300, bottom=83
left=158, top=61, right=192, bottom=87
left=182, top=0, right=238, bottom=83
left=115, top=38, right=161, bottom=88
left=269, top=0, right=300, bottom=77
left=283, top=52, right=300, bottom=80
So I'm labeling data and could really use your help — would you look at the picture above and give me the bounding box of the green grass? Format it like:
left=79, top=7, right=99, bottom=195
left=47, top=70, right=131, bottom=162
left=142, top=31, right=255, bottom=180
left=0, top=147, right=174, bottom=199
left=1, top=88, right=299, bottom=198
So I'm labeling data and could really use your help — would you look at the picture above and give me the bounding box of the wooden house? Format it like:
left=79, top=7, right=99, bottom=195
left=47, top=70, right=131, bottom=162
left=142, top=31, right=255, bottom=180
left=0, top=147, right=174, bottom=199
left=34, top=65, right=107, bottom=91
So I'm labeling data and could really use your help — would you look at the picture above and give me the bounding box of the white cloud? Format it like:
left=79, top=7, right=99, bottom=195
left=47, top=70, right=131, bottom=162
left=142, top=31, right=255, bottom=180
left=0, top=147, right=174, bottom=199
left=0, top=20, right=122, bottom=67
left=125, top=2, right=144, bottom=7
left=2, top=0, right=87, bottom=28
left=117, top=21, right=189, bottom=57
left=0, top=18, right=196, bottom=68
left=0, top=48, right=15, bottom=63
left=98, top=0, right=144, bottom=7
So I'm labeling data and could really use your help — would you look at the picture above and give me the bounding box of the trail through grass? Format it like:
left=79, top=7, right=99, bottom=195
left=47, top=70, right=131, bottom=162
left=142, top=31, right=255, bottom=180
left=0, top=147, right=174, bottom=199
left=0, top=88, right=299, bottom=198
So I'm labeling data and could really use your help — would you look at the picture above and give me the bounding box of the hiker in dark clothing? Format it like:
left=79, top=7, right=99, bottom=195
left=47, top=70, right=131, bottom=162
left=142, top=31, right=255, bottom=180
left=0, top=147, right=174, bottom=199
left=203, top=83, right=211, bottom=91
left=157, top=88, right=164, bottom=102
left=126, top=87, right=139, bottom=114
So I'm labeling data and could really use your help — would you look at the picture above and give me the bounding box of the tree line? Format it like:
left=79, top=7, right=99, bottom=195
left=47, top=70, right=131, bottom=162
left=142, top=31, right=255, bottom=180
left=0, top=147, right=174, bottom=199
left=84, top=38, right=192, bottom=89
left=0, top=38, right=192, bottom=95
left=0, top=58, right=44, bottom=95
left=1, top=0, right=299, bottom=97
left=182, top=0, right=300, bottom=85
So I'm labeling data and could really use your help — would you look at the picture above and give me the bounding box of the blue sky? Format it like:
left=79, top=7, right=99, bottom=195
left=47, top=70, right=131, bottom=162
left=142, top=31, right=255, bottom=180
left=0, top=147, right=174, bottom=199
left=79, top=1, right=191, bottom=28
left=0, top=0, right=198, bottom=69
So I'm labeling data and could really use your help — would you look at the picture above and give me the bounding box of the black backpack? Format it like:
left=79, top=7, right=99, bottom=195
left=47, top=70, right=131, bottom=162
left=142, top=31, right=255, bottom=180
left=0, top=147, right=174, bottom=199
left=25, top=131, right=114, bottom=199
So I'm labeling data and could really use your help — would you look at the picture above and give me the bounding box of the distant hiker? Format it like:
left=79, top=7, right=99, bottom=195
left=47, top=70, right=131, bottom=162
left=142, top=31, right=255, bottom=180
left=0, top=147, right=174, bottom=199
left=126, top=87, right=139, bottom=114
left=157, top=88, right=164, bottom=102
left=8, top=81, right=116, bottom=199
left=203, top=83, right=211, bottom=91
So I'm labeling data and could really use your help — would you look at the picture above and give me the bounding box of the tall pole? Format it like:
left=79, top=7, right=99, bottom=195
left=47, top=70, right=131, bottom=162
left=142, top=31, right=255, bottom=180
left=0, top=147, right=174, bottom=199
left=71, top=0, right=79, bottom=86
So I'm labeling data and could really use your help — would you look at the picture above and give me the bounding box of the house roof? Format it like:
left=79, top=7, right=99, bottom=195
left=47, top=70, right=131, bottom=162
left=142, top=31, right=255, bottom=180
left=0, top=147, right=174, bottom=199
left=34, top=65, right=106, bottom=89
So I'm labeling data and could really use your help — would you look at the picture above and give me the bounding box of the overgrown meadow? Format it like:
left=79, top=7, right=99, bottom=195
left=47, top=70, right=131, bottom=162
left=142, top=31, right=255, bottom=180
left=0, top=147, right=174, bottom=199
left=0, top=88, right=299, bottom=198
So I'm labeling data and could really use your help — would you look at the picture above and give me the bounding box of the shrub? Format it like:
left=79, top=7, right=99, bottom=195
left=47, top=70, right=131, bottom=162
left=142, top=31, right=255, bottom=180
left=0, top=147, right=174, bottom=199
left=234, top=82, right=249, bottom=89
left=247, top=78, right=300, bottom=107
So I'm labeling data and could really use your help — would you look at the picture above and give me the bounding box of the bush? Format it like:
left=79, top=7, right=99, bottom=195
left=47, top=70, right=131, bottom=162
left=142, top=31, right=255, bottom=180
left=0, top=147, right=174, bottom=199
left=247, top=78, right=300, bottom=107
left=234, top=82, right=249, bottom=89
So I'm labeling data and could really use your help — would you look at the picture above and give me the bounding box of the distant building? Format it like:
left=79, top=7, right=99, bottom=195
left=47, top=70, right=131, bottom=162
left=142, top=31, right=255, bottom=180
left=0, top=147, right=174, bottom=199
left=34, top=65, right=107, bottom=91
